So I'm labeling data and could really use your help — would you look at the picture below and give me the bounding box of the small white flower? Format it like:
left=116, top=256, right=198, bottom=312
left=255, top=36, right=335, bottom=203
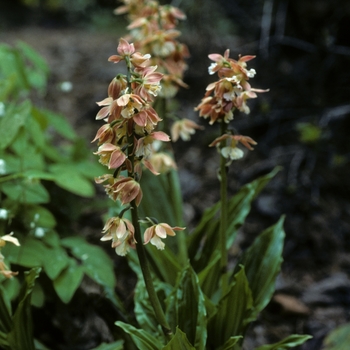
left=247, top=69, right=256, bottom=78
left=208, top=63, right=217, bottom=75
left=0, top=209, right=8, bottom=219
left=221, top=146, right=244, bottom=160
left=0, top=159, right=6, bottom=175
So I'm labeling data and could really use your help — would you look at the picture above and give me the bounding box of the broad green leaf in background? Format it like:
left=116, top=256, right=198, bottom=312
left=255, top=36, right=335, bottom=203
left=42, top=245, right=69, bottom=280
left=207, top=266, right=253, bottom=349
left=1, top=179, right=50, bottom=204
left=3, top=236, right=44, bottom=267
left=1, top=277, right=20, bottom=306
left=53, top=258, right=85, bottom=304
left=22, top=204, right=57, bottom=229
left=61, top=236, right=116, bottom=289
left=42, top=109, right=77, bottom=141
left=27, top=113, right=46, bottom=151
left=167, top=265, right=207, bottom=350
left=49, top=163, right=95, bottom=197
left=116, top=321, right=163, bottom=350
left=255, top=334, right=313, bottom=350
left=323, top=323, right=350, bottom=350
left=31, top=282, right=45, bottom=308
left=16, top=41, right=49, bottom=94
left=3, top=235, right=69, bottom=280
left=0, top=100, right=31, bottom=150
left=7, top=267, right=41, bottom=350
left=235, top=216, right=285, bottom=321
left=162, top=327, right=196, bottom=350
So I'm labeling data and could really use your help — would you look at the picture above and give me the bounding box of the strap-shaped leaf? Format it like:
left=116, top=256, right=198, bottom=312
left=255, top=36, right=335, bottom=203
left=197, top=251, right=221, bottom=298
left=134, top=280, right=164, bottom=338
left=235, top=216, right=285, bottom=320
left=255, top=334, right=313, bottom=350
left=162, top=327, right=196, bottom=350
left=0, top=285, right=12, bottom=333
left=189, top=168, right=281, bottom=272
left=7, top=267, right=41, bottom=350
left=166, top=265, right=207, bottom=350
left=220, top=336, right=243, bottom=350
left=207, top=266, right=253, bottom=348
left=115, top=321, right=163, bottom=350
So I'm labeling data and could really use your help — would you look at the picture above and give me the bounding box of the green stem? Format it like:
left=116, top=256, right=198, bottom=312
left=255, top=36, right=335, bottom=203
left=219, top=121, right=229, bottom=294
left=167, top=169, right=188, bottom=264
left=131, top=202, right=173, bottom=338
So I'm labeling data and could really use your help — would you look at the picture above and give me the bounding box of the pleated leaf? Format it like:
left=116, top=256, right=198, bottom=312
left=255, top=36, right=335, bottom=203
left=7, top=267, right=41, bottom=350
left=166, top=265, right=207, bottom=350
left=207, top=266, right=253, bottom=348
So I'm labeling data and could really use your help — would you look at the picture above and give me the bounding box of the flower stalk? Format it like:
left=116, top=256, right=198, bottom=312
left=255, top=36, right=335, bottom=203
left=131, top=201, right=173, bottom=338
left=195, top=49, right=267, bottom=296
left=219, top=121, right=229, bottom=294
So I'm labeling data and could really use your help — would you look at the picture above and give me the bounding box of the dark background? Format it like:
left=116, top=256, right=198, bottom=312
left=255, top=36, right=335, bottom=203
left=1, top=0, right=350, bottom=349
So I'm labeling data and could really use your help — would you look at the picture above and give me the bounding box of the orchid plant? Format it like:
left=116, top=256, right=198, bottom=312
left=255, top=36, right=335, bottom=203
left=91, top=0, right=312, bottom=349
left=0, top=1, right=314, bottom=349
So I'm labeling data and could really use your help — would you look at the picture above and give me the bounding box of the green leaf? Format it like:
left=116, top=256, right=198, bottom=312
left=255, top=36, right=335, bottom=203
left=1, top=179, right=50, bottom=204
left=49, top=163, right=95, bottom=197
left=2, top=277, right=20, bottom=304
left=187, top=201, right=220, bottom=261
left=188, top=168, right=281, bottom=269
left=53, top=259, right=85, bottom=304
left=17, top=41, right=48, bottom=93
left=3, top=235, right=69, bottom=280
left=31, top=282, right=45, bottom=308
left=91, top=340, right=124, bottom=350
left=43, top=109, right=77, bottom=141
left=116, top=321, right=163, bottom=350
left=207, top=266, right=253, bottom=348
left=42, top=245, right=69, bottom=280
left=197, top=251, right=221, bottom=298
left=7, top=267, right=41, bottom=350
left=167, top=265, right=207, bottom=350
left=236, top=216, right=285, bottom=320
left=27, top=113, right=46, bottom=150
left=0, top=100, right=31, bottom=150
left=22, top=205, right=57, bottom=229
left=255, top=334, right=313, bottom=350
left=323, top=322, right=350, bottom=350
left=0, top=285, right=12, bottom=333
left=162, top=327, right=196, bottom=350
left=3, top=236, right=43, bottom=267
left=61, top=236, right=116, bottom=289
left=145, top=244, right=182, bottom=285
left=134, top=280, right=162, bottom=337
left=220, top=336, right=243, bottom=350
